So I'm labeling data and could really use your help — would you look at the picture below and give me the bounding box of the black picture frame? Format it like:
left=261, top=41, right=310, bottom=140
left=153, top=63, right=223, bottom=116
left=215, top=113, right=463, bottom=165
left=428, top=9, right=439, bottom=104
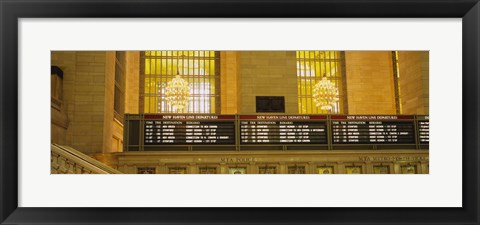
left=1, top=0, right=479, bottom=224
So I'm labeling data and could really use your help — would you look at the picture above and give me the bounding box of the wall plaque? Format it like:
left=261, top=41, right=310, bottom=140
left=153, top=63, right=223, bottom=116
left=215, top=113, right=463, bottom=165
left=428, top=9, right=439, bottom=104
left=256, top=96, right=285, bottom=113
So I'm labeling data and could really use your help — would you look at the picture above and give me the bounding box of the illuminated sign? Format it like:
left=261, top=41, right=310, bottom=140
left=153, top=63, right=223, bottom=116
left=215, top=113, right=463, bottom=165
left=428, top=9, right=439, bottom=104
left=239, top=115, right=327, bottom=144
left=417, top=115, right=429, bottom=145
left=143, top=115, right=236, bottom=145
left=123, top=114, right=429, bottom=151
left=330, top=115, right=416, bottom=144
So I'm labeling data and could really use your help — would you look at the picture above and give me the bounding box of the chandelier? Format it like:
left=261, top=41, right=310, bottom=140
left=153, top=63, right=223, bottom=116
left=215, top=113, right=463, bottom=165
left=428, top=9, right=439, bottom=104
left=312, top=76, right=339, bottom=111
left=165, top=71, right=190, bottom=111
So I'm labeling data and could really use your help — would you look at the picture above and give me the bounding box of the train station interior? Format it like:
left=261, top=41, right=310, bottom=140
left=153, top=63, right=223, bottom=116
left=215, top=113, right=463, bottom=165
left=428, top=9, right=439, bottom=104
left=51, top=51, right=429, bottom=174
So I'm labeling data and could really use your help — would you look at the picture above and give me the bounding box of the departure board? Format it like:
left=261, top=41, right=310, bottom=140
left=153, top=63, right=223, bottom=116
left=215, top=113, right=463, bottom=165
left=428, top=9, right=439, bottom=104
left=124, top=114, right=429, bottom=151
left=331, top=115, right=416, bottom=144
left=239, top=115, right=327, bottom=144
left=143, top=115, right=236, bottom=145
left=417, top=115, right=429, bottom=144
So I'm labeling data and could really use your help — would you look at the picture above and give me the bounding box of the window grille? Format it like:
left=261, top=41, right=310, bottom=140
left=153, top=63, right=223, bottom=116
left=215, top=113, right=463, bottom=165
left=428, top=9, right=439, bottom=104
left=296, top=51, right=347, bottom=114
left=140, top=51, right=220, bottom=114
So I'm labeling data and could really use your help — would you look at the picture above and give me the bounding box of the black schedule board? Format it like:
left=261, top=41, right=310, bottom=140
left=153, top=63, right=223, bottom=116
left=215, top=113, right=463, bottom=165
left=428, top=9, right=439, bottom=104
left=331, top=115, right=416, bottom=144
left=239, top=115, right=328, bottom=144
left=143, top=115, right=236, bottom=145
left=417, top=115, right=429, bottom=144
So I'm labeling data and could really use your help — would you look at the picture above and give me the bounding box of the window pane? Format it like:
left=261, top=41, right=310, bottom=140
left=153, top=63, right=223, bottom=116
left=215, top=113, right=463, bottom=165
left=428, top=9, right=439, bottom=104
left=141, top=51, right=219, bottom=113
left=145, top=59, right=151, bottom=75
left=296, top=51, right=345, bottom=114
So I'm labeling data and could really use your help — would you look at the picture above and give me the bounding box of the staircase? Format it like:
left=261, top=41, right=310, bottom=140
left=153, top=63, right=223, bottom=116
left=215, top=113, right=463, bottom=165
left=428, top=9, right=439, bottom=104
left=51, top=143, right=122, bottom=174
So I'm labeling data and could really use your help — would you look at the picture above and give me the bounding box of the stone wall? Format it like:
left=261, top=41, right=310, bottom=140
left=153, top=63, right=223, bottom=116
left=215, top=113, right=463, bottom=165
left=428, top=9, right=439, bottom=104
left=51, top=51, right=139, bottom=153
left=116, top=150, right=429, bottom=174
left=397, top=51, right=429, bottom=114
left=238, top=51, right=298, bottom=114
left=51, top=52, right=108, bottom=153
left=220, top=51, right=239, bottom=114
left=125, top=51, right=140, bottom=114
left=345, top=51, right=397, bottom=114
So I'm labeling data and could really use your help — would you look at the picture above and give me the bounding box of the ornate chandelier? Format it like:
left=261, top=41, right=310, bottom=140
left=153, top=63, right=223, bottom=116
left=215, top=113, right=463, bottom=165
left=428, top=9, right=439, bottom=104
left=312, top=76, right=339, bottom=111
left=165, top=72, right=190, bottom=111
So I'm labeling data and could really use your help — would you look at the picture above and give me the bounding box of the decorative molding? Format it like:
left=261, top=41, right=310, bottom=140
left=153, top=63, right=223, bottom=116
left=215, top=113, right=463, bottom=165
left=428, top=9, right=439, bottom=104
left=51, top=144, right=122, bottom=174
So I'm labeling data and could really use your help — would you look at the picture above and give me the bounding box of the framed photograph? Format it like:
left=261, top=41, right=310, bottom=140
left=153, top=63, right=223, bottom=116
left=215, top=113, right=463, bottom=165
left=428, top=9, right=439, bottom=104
left=1, top=0, right=479, bottom=224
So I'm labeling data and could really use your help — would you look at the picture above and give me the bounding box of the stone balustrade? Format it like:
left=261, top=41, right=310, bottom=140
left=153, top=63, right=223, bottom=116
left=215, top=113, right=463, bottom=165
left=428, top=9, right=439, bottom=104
left=51, top=144, right=122, bottom=174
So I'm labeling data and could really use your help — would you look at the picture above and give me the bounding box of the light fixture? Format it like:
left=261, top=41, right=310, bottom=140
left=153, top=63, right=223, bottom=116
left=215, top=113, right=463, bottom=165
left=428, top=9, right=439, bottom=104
left=165, top=70, right=190, bottom=111
left=312, top=75, right=340, bottom=111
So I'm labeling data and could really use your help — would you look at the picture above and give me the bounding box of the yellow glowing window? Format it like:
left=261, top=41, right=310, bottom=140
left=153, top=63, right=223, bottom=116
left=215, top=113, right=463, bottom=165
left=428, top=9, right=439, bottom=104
left=141, top=51, right=219, bottom=113
left=345, top=166, right=362, bottom=174
left=317, top=166, right=334, bottom=174
left=296, top=51, right=347, bottom=114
